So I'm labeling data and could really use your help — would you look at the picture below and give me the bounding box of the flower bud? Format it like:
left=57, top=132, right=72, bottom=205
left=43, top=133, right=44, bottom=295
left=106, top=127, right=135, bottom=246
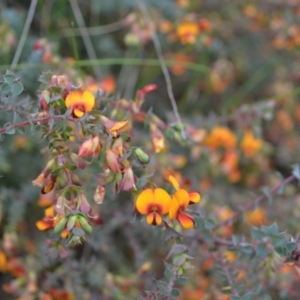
left=78, top=136, right=101, bottom=157
left=78, top=215, right=92, bottom=234
left=106, top=149, right=120, bottom=173
left=120, top=167, right=135, bottom=191
left=79, top=193, right=91, bottom=213
left=54, top=216, right=68, bottom=234
left=66, top=215, right=78, bottom=231
left=133, top=148, right=150, bottom=164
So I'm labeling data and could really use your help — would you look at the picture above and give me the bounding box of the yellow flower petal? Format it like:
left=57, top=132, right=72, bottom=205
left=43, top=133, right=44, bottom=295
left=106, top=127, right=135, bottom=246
left=153, top=188, right=171, bottom=214
left=136, top=189, right=154, bottom=214
left=65, top=91, right=82, bottom=108
left=168, top=175, right=180, bottom=191
left=0, top=251, right=7, bottom=272
left=169, top=198, right=180, bottom=220
left=177, top=212, right=194, bottom=229
left=189, top=191, right=201, bottom=204
left=173, top=189, right=190, bottom=208
left=36, top=220, right=52, bottom=231
left=109, top=121, right=129, bottom=132
left=45, top=206, right=55, bottom=218
left=73, top=108, right=85, bottom=118
left=82, top=90, right=95, bottom=111
left=146, top=211, right=162, bottom=225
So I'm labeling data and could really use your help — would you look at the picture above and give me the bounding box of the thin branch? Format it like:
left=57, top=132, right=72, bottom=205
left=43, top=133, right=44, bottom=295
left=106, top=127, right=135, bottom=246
left=69, top=0, right=102, bottom=80
left=11, top=0, right=38, bottom=69
left=0, top=114, right=77, bottom=135
left=136, top=0, right=186, bottom=139
left=213, top=174, right=296, bottom=231
left=217, top=248, right=240, bottom=297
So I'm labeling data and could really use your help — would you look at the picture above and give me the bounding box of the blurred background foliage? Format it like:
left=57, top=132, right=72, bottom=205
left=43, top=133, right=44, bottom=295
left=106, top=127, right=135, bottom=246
left=2, top=0, right=300, bottom=299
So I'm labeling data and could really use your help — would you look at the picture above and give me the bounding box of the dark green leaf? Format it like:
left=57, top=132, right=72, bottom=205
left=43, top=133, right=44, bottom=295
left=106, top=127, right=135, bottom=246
left=171, top=288, right=180, bottom=297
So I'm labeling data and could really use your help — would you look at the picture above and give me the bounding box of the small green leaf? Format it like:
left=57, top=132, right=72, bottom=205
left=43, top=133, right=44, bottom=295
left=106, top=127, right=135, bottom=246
left=11, top=82, right=24, bottom=96
left=5, top=127, right=15, bottom=135
left=230, top=296, right=241, bottom=300
left=205, top=219, right=215, bottom=229
left=286, top=242, right=296, bottom=252
left=256, top=243, right=268, bottom=257
left=173, top=255, right=186, bottom=267
left=163, top=227, right=183, bottom=244
left=242, top=292, right=253, bottom=300
left=171, top=288, right=180, bottom=297
left=251, top=227, right=265, bottom=240
left=203, top=227, right=213, bottom=244
left=5, top=70, right=15, bottom=75
left=1, top=83, right=11, bottom=93
left=269, top=234, right=286, bottom=247
left=176, top=277, right=187, bottom=285
left=241, top=245, right=253, bottom=254
left=4, top=74, right=15, bottom=85
left=261, top=223, right=278, bottom=235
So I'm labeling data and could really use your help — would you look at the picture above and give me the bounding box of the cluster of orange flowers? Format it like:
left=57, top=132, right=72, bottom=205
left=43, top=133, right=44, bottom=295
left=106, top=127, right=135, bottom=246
left=135, top=175, right=200, bottom=229
left=204, top=126, right=263, bottom=182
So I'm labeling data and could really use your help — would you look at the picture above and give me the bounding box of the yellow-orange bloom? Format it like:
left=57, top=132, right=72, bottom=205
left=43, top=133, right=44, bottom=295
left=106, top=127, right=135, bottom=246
left=169, top=175, right=201, bottom=204
left=36, top=206, right=68, bottom=238
left=176, top=21, right=199, bottom=44
left=204, top=126, right=237, bottom=150
left=100, top=115, right=129, bottom=137
left=65, top=90, right=95, bottom=118
left=136, top=188, right=171, bottom=226
left=35, top=206, right=56, bottom=231
left=168, top=175, right=201, bottom=229
left=241, top=130, right=263, bottom=158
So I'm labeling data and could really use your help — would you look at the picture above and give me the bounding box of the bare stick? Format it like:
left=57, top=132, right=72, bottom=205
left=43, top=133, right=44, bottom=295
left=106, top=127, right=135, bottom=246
left=136, top=0, right=186, bottom=139
left=11, top=0, right=38, bottom=69
left=69, top=0, right=102, bottom=80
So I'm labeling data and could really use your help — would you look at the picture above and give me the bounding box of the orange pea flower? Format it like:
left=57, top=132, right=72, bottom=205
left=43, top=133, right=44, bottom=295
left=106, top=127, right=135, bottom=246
left=65, top=90, right=95, bottom=118
left=168, top=175, right=201, bottom=229
left=100, top=115, right=129, bottom=137
left=240, top=130, right=263, bottom=158
left=176, top=21, right=199, bottom=44
left=136, top=188, right=171, bottom=225
left=36, top=206, right=68, bottom=238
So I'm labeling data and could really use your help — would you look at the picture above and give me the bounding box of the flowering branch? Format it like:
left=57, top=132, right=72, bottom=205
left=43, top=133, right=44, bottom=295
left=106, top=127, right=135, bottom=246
left=213, top=174, right=296, bottom=231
